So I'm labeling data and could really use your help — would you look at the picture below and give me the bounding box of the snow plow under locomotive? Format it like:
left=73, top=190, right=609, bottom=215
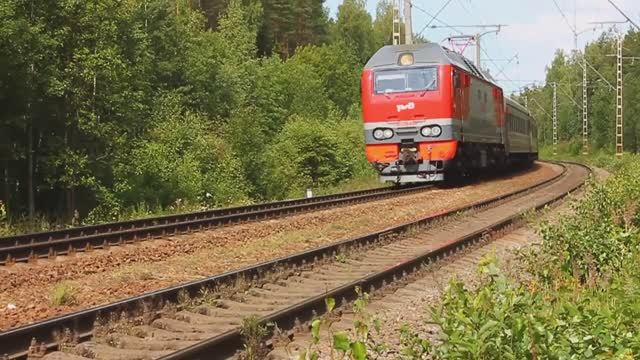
left=361, top=43, right=537, bottom=184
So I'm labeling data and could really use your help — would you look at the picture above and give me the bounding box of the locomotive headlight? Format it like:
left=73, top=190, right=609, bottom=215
left=420, top=126, right=432, bottom=137
left=399, top=53, right=414, bottom=66
left=431, top=125, right=442, bottom=137
left=373, top=128, right=393, bottom=140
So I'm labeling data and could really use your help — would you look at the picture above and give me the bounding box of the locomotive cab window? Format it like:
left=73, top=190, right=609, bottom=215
left=374, top=67, right=438, bottom=94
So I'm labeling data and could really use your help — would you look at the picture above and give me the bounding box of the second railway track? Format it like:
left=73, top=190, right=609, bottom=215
left=0, top=185, right=433, bottom=266
left=0, top=161, right=589, bottom=360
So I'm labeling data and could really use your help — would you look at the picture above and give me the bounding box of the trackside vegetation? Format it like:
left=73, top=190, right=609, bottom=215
left=304, top=156, right=640, bottom=358
left=0, top=0, right=411, bottom=232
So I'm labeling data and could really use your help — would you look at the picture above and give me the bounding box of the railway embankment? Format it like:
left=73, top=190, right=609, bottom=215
left=0, top=164, right=557, bottom=331
left=280, top=159, right=640, bottom=359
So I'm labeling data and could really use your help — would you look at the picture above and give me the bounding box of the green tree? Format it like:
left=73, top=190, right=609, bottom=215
left=114, top=94, right=249, bottom=209
left=0, top=0, right=377, bottom=228
left=258, top=0, right=328, bottom=57
left=290, top=42, right=361, bottom=114
left=333, top=0, right=375, bottom=63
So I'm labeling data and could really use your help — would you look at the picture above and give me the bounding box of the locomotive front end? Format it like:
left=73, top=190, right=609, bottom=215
left=361, top=45, right=458, bottom=184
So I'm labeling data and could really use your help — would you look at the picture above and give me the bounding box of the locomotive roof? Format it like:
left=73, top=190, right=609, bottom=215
left=365, top=43, right=533, bottom=120
left=365, top=43, right=497, bottom=86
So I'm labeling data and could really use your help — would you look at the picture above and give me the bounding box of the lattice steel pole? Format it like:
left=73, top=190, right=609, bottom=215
left=553, top=82, right=558, bottom=156
left=392, top=0, right=401, bottom=45
left=582, top=56, right=589, bottom=155
left=616, top=35, right=623, bottom=157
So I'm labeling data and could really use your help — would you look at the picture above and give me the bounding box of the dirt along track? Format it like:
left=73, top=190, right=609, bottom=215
left=0, top=163, right=559, bottom=332
left=0, top=161, right=586, bottom=360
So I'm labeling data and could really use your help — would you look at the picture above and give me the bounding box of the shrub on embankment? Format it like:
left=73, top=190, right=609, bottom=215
left=418, top=156, right=640, bottom=358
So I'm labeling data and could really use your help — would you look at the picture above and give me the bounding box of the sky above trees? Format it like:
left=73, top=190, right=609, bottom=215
left=327, top=0, right=640, bottom=94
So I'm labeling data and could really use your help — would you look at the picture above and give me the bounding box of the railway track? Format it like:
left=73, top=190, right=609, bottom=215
left=0, top=162, right=588, bottom=360
left=0, top=185, right=433, bottom=266
left=271, top=219, right=557, bottom=358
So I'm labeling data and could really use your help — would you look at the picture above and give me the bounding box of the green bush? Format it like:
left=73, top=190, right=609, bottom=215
left=114, top=94, right=250, bottom=209
left=261, top=114, right=370, bottom=199
left=525, top=157, right=640, bottom=281
left=0, top=201, right=10, bottom=236
left=426, top=254, right=640, bottom=359
left=414, top=155, right=640, bottom=358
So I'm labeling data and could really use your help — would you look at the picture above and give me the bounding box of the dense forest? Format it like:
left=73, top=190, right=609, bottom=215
left=519, top=29, right=640, bottom=155
left=0, top=0, right=405, bottom=228
left=4, top=0, right=637, bottom=230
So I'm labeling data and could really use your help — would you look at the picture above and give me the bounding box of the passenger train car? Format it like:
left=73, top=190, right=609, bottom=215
left=361, top=43, right=537, bottom=183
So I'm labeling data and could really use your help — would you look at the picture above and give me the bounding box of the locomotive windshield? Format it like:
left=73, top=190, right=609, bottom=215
left=374, top=67, right=438, bottom=94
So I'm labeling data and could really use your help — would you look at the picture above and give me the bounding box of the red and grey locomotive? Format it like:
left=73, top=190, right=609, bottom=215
left=361, top=43, right=537, bottom=183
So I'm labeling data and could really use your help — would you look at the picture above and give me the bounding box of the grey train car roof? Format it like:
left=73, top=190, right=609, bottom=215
left=505, top=96, right=533, bottom=118
left=364, top=43, right=496, bottom=85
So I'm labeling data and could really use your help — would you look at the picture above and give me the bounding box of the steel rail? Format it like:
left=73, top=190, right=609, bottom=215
left=0, top=185, right=433, bottom=265
left=0, top=162, right=577, bottom=359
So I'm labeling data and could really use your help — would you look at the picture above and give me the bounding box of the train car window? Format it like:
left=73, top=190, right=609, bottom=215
left=374, top=67, right=438, bottom=94
left=517, top=117, right=521, bottom=133
left=519, top=118, right=523, bottom=133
